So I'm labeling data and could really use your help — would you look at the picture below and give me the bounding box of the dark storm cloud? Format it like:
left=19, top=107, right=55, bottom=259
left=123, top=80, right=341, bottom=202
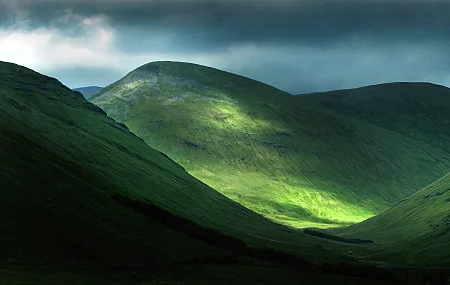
left=4, top=0, right=450, bottom=52
left=110, top=0, right=450, bottom=52
left=1, top=0, right=449, bottom=93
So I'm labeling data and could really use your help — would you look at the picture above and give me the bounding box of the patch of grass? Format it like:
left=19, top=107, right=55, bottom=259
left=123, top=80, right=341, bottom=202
left=303, top=229, right=374, bottom=244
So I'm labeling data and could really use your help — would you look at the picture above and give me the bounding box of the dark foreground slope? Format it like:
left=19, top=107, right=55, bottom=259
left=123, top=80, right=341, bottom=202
left=304, top=82, right=450, bottom=153
left=332, top=173, right=450, bottom=266
left=91, top=61, right=450, bottom=228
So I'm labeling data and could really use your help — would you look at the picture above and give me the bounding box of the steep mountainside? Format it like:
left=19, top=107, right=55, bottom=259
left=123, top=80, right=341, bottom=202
left=304, top=82, right=450, bottom=153
left=72, top=86, right=103, bottom=99
left=333, top=172, right=450, bottom=266
left=91, top=61, right=450, bottom=228
left=0, top=61, right=352, bottom=268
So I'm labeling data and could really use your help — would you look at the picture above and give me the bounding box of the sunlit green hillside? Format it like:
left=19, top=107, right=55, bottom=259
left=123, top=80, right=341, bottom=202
left=91, top=61, right=450, bottom=228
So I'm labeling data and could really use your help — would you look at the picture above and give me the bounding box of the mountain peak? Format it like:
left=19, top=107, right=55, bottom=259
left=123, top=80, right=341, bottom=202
left=95, top=61, right=290, bottom=105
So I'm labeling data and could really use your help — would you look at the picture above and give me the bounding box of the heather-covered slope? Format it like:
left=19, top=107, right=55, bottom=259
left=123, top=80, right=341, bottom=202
left=91, top=61, right=450, bottom=228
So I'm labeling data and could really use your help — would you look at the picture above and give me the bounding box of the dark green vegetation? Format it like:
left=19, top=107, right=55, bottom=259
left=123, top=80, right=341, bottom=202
left=303, top=229, right=374, bottom=244
left=91, top=61, right=450, bottom=228
left=332, top=172, right=450, bottom=266
left=1, top=61, right=413, bottom=284
left=304, top=82, right=450, bottom=153
left=72, top=86, right=103, bottom=99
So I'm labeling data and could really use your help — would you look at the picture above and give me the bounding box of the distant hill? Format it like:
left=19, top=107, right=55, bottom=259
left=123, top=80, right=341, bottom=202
left=304, top=82, right=450, bottom=153
left=333, top=172, right=450, bottom=266
left=72, top=86, right=103, bottom=99
left=91, top=61, right=450, bottom=229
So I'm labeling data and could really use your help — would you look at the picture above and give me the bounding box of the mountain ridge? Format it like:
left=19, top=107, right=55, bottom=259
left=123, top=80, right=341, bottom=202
left=304, top=82, right=450, bottom=154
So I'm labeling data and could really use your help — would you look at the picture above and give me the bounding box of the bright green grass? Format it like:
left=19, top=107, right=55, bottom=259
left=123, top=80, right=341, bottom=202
left=91, top=61, right=450, bottom=229
left=0, top=61, right=365, bottom=267
left=331, top=172, right=450, bottom=266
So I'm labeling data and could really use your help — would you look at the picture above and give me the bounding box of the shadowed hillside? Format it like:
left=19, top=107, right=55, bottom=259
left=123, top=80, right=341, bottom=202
left=304, top=82, right=450, bottom=154
left=91, top=61, right=450, bottom=228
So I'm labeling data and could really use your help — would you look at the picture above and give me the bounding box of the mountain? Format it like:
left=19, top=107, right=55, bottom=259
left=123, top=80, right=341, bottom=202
left=0, top=61, right=410, bottom=284
left=332, top=172, right=450, bottom=266
left=91, top=61, right=450, bottom=229
left=303, top=82, right=450, bottom=154
left=72, top=86, right=103, bottom=99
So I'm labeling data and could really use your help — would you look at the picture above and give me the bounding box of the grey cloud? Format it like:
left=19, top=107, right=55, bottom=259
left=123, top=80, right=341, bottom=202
left=3, top=0, right=450, bottom=50
left=1, top=0, right=449, bottom=93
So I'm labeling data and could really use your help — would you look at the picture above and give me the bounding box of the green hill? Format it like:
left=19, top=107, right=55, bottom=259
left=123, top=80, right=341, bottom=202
left=331, top=172, right=450, bottom=266
left=303, top=82, right=450, bottom=153
left=91, top=61, right=450, bottom=228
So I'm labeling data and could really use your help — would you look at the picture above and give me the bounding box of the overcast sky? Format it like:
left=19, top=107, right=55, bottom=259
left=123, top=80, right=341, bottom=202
left=0, top=0, right=449, bottom=94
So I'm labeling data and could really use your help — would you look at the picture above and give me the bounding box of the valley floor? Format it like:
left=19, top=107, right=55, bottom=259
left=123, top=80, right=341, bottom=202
left=0, top=264, right=421, bottom=285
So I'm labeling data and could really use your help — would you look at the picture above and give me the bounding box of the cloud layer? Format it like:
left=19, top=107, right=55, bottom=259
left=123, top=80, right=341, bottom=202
left=0, top=0, right=449, bottom=93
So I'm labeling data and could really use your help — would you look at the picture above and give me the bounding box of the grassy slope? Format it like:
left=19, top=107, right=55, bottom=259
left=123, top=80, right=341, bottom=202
left=331, top=173, right=450, bottom=266
left=304, top=82, right=450, bottom=154
left=91, top=61, right=450, bottom=228
left=0, top=61, right=366, bottom=268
